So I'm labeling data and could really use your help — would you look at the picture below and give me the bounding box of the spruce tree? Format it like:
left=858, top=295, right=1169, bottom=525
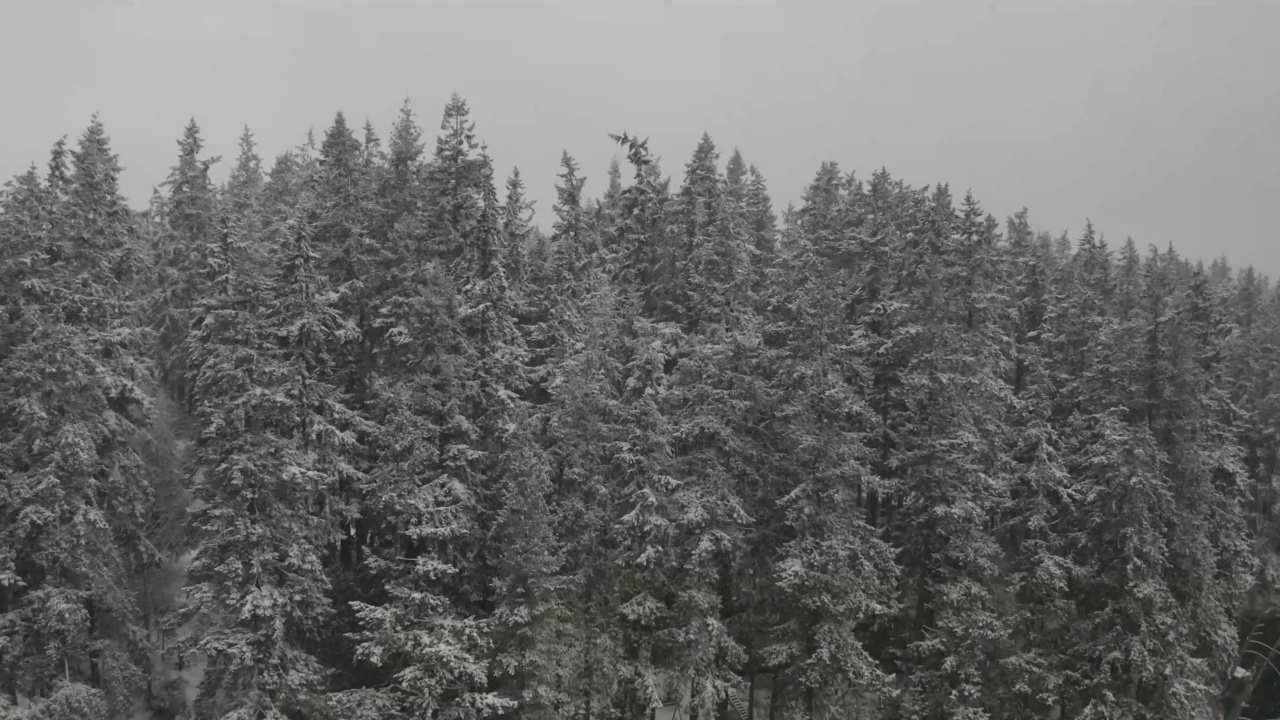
left=178, top=197, right=362, bottom=719
left=151, top=119, right=221, bottom=407
left=500, top=168, right=533, bottom=286
left=0, top=119, right=155, bottom=716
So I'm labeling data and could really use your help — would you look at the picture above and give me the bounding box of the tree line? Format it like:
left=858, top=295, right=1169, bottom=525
left=3, top=95, right=1280, bottom=720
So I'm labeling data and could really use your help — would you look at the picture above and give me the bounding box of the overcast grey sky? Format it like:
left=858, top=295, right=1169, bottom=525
left=2, top=0, right=1276, bottom=274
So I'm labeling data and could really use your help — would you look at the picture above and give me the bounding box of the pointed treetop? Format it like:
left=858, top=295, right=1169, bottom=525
left=388, top=98, right=424, bottom=173
left=504, top=166, right=534, bottom=227
left=320, top=111, right=361, bottom=171
left=502, top=167, right=533, bottom=282
left=605, top=156, right=623, bottom=203
left=683, top=132, right=720, bottom=187
left=168, top=118, right=220, bottom=181
left=745, top=164, right=776, bottom=242
left=725, top=148, right=747, bottom=200
left=443, top=91, right=470, bottom=125
left=71, top=114, right=125, bottom=208
left=474, top=146, right=505, bottom=280
left=231, top=127, right=262, bottom=180
left=177, top=118, right=204, bottom=158
left=559, top=152, right=581, bottom=182
left=692, top=132, right=717, bottom=159
left=1080, top=218, right=1097, bottom=250
left=1121, top=236, right=1140, bottom=262
left=1006, top=207, right=1033, bottom=251
left=1, top=164, right=47, bottom=223
left=551, top=152, right=593, bottom=283
left=46, top=135, right=70, bottom=194
left=164, top=118, right=220, bottom=240
left=328, top=110, right=350, bottom=134
left=801, top=161, right=842, bottom=213
left=554, top=152, right=586, bottom=224
left=504, top=167, right=534, bottom=227
left=437, top=93, right=477, bottom=159
left=929, top=182, right=954, bottom=213
left=726, top=148, right=746, bottom=178
left=867, top=166, right=896, bottom=202
left=226, top=126, right=263, bottom=205
left=362, top=120, right=382, bottom=161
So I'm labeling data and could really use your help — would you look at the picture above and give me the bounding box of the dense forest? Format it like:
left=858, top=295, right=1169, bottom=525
left=3, top=94, right=1280, bottom=720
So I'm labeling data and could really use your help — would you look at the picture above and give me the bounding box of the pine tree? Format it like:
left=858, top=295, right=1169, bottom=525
left=743, top=164, right=778, bottom=303
left=500, top=168, right=533, bottom=286
left=671, top=133, right=753, bottom=331
left=550, top=153, right=591, bottom=288
left=165, top=120, right=222, bottom=245
left=311, top=110, right=385, bottom=404
left=473, top=156, right=571, bottom=718
left=151, top=119, right=221, bottom=407
left=0, top=119, right=155, bottom=716
left=226, top=128, right=264, bottom=215
left=422, top=93, right=486, bottom=272
left=608, top=311, right=684, bottom=720
left=379, top=99, right=428, bottom=241
left=606, top=133, right=674, bottom=319
left=847, top=181, right=1007, bottom=719
left=724, top=149, right=747, bottom=205
left=770, top=230, right=901, bottom=719
left=602, top=156, right=624, bottom=217
left=178, top=199, right=363, bottom=719
left=221, top=127, right=267, bottom=274
left=341, top=101, right=517, bottom=720
left=1115, top=237, right=1142, bottom=322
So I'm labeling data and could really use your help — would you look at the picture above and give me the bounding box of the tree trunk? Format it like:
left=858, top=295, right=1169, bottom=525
left=87, top=599, right=102, bottom=688
left=769, top=675, right=783, bottom=720
left=1222, top=630, right=1280, bottom=720
left=690, top=678, right=698, bottom=720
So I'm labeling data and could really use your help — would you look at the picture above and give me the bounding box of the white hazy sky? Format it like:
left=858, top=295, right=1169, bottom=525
left=2, top=0, right=1277, bottom=274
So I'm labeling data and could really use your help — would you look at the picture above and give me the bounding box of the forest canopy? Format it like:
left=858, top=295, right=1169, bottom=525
left=2, top=95, right=1280, bottom=720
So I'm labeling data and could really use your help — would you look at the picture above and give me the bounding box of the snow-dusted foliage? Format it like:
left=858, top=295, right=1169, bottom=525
left=2, top=101, right=1279, bottom=720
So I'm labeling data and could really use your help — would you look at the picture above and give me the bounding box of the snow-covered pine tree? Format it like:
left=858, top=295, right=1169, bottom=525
left=178, top=171, right=363, bottom=718
left=500, top=168, right=534, bottom=287
left=0, top=118, right=156, bottom=717
left=151, top=119, right=221, bottom=409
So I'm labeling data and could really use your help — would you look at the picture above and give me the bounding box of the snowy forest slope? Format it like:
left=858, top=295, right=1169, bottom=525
left=3, top=96, right=1280, bottom=720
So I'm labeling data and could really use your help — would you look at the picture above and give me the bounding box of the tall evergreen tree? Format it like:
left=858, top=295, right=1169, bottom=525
left=422, top=93, right=486, bottom=272
left=0, top=119, right=155, bottom=716
left=500, top=168, right=533, bottom=286
left=178, top=199, right=363, bottom=719
left=602, top=156, right=624, bottom=218
left=550, top=153, right=591, bottom=289
left=151, top=119, right=221, bottom=406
